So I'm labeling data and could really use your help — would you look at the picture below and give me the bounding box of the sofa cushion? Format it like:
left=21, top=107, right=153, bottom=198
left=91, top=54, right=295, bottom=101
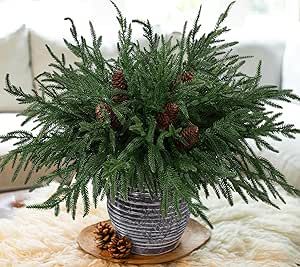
left=0, top=26, right=33, bottom=112
left=0, top=113, right=54, bottom=192
left=29, top=21, right=160, bottom=79
left=30, top=28, right=156, bottom=80
left=0, top=113, right=36, bottom=156
left=30, top=31, right=79, bottom=80
left=0, top=113, right=42, bottom=191
left=282, top=34, right=300, bottom=103
left=232, top=40, right=284, bottom=87
left=252, top=102, right=300, bottom=190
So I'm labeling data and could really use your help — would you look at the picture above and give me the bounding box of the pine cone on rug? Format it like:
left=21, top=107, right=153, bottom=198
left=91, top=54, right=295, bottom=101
left=107, top=235, right=132, bottom=259
left=94, top=222, right=115, bottom=250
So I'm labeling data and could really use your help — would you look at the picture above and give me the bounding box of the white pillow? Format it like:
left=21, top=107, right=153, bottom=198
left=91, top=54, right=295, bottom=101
left=282, top=36, right=300, bottom=101
left=30, top=31, right=79, bottom=80
left=0, top=113, right=36, bottom=156
left=0, top=26, right=33, bottom=112
left=232, top=40, right=284, bottom=87
left=252, top=102, right=300, bottom=190
left=30, top=29, right=123, bottom=79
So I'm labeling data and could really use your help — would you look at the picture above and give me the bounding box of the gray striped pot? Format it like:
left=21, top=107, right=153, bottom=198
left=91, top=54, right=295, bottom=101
left=107, top=192, right=190, bottom=255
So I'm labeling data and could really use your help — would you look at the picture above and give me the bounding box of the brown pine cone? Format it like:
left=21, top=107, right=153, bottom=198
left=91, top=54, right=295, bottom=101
left=165, top=102, right=179, bottom=123
left=176, top=123, right=199, bottom=150
left=95, top=102, right=121, bottom=130
left=94, top=222, right=116, bottom=249
left=110, top=112, right=122, bottom=130
left=95, top=102, right=112, bottom=122
left=181, top=71, right=194, bottom=83
left=112, top=94, right=129, bottom=103
left=112, top=70, right=127, bottom=90
left=156, top=112, right=171, bottom=130
left=107, top=235, right=132, bottom=259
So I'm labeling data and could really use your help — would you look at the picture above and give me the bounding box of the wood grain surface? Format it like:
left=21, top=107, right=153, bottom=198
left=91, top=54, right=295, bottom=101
left=77, top=218, right=211, bottom=265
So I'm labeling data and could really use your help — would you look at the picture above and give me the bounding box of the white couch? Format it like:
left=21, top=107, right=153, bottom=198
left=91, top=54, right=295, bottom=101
left=1, top=23, right=300, bottom=191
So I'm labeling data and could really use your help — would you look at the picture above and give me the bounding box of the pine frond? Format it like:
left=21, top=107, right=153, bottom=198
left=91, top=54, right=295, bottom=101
left=1, top=2, right=299, bottom=227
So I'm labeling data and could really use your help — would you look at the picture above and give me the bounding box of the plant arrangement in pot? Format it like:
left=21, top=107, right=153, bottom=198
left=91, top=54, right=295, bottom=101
left=1, top=1, right=300, bottom=257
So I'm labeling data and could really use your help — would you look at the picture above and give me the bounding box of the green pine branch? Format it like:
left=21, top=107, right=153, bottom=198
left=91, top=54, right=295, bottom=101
left=0, top=2, right=299, bottom=227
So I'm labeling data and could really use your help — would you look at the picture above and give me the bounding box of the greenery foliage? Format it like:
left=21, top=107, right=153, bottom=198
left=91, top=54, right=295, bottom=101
left=1, top=2, right=300, bottom=226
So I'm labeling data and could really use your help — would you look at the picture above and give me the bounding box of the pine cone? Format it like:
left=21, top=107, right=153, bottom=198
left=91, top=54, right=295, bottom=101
left=181, top=71, right=194, bottom=83
left=94, top=222, right=116, bottom=249
left=112, top=70, right=127, bottom=90
left=165, top=102, right=179, bottom=123
left=95, top=102, right=112, bottom=122
left=95, top=102, right=121, bottom=130
left=110, top=112, right=122, bottom=130
left=112, top=94, right=129, bottom=103
left=176, top=123, right=199, bottom=150
left=107, top=235, right=132, bottom=259
left=157, top=112, right=171, bottom=130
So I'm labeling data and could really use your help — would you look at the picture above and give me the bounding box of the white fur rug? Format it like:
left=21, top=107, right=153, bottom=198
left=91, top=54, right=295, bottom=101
left=0, top=184, right=299, bottom=267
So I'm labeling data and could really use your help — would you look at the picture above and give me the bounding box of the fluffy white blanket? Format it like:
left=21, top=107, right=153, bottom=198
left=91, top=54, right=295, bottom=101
left=0, top=184, right=299, bottom=267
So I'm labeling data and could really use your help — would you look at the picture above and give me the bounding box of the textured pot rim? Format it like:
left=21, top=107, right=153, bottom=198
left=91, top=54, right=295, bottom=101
left=107, top=201, right=189, bottom=218
left=109, top=213, right=189, bottom=234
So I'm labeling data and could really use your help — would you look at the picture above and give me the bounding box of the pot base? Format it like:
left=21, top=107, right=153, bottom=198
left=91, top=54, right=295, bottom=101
left=131, top=240, right=180, bottom=256
left=77, top=219, right=211, bottom=265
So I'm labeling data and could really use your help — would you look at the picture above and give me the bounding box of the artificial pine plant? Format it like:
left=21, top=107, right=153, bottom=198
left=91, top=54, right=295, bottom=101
left=1, top=2, right=300, bottom=227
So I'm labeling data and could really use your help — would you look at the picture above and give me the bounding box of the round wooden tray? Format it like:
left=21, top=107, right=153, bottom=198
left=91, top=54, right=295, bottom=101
left=77, top=218, right=211, bottom=265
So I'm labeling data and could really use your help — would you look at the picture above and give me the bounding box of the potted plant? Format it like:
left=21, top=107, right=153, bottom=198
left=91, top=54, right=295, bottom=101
left=1, top=2, right=300, bottom=256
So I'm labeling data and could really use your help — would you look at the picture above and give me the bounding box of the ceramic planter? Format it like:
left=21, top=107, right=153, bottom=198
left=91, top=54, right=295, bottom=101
left=107, top=191, right=190, bottom=255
